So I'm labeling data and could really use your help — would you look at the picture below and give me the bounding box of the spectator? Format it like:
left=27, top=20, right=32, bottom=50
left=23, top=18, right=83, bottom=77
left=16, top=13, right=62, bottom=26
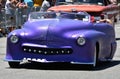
left=0, top=0, right=6, bottom=35
left=33, top=0, right=43, bottom=7
left=19, top=0, right=24, bottom=3
left=24, top=0, right=33, bottom=14
left=24, top=0, right=33, bottom=8
left=15, top=0, right=28, bottom=28
left=99, top=19, right=112, bottom=25
left=0, top=0, right=6, bottom=8
left=5, top=0, right=18, bottom=30
left=5, top=0, right=19, bottom=16
left=0, top=0, right=2, bottom=12
left=40, top=0, right=50, bottom=12
left=33, top=0, right=43, bottom=11
left=0, top=0, right=2, bottom=22
left=17, top=1, right=27, bottom=9
left=109, top=0, right=117, bottom=4
left=49, top=0, right=56, bottom=6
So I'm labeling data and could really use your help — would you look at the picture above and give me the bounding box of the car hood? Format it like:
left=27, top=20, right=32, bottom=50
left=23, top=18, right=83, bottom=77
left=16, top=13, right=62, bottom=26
left=23, top=19, right=92, bottom=41
left=48, top=4, right=107, bottom=12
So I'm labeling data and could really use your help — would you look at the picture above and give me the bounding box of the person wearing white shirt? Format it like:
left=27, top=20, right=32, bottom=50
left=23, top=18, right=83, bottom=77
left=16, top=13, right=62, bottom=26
left=40, top=0, right=50, bottom=12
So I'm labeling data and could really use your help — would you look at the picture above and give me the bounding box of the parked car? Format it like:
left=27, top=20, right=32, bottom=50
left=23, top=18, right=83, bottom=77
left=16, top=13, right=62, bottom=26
left=5, top=12, right=116, bottom=68
left=48, top=0, right=120, bottom=27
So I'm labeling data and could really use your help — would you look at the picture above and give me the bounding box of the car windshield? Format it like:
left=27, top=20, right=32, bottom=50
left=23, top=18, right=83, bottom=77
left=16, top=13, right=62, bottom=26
left=56, top=0, right=104, bottom=5
left=28, top=12, right=90, bottom=22
left=28, top=12, right=57, bottom=20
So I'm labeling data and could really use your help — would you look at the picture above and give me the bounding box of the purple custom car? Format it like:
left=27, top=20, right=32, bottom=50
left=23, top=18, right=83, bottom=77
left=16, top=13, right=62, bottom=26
left=5, top=12, right=117, bottom=68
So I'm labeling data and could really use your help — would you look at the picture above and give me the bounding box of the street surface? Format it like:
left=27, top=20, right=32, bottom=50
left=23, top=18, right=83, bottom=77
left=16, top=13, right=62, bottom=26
left=0, top=22, right=120, bottom=79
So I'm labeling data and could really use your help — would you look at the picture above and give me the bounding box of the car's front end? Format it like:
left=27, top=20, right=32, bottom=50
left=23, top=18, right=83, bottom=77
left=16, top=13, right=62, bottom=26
left=5, top=12, right=116, bottom=68
left=5, top=17, right=99, bottom=67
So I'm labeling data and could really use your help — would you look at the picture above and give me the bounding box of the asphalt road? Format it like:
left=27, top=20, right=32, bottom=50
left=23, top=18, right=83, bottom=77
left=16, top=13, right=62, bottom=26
left=0, top=22, right=120, bottom=79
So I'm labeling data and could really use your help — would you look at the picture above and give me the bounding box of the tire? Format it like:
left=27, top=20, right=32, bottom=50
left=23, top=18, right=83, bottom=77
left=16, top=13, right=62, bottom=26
left=93, top=44, right=99, bottom=67
left=8, top=62, right=20, bottom=68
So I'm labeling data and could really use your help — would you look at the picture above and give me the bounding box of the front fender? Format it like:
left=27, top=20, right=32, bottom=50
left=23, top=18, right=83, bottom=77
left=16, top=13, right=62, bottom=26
left=6, top=29, right=26, bottom=61
left=64, top=30, right=106, bottom=42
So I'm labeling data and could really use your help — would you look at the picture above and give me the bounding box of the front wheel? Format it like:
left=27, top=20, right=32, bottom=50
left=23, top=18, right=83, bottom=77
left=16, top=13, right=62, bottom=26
left=93, top=44, right=99, bottom=67
left=8, top=62, right=20, bottom=68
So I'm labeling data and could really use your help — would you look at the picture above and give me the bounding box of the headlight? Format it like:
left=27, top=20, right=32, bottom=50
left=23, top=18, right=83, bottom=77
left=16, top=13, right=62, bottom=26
left=77, top=37, right=86, bottom=46
left=10, top=35, right=19, bottom=43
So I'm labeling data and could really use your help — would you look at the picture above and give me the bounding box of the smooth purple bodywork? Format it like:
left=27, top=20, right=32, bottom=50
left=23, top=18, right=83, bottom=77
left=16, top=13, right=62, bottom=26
left=5, top=12, right=117, bottom=66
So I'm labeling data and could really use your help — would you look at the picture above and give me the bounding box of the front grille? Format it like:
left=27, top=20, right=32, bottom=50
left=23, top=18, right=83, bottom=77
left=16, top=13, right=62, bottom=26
left=22, top=46, right=73, bottom=55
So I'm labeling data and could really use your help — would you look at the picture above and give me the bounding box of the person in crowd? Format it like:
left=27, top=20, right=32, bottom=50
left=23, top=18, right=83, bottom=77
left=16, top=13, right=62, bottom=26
left=109, top=0, right=117, bottom=4
left=0, top=0, right=7, bottom=35
left=17, top=0, right=27, bottom=9
left=19, top=0, right=24, bottom=3
left=99, top=19, right=112, bottom=25
left=24, top=0, right=33, bottom=8
left=5, top=0, right=19, bottom=31
left=0, top=0, right=6, bottom=8
left=49, top=0, right=56, bottom=6
left=40, top=0, right=50, bottom=12
left=0, top=0, right=6, bottom=22
left=0, top=0, right=2, bottom=23
left=33, top=0, right=43, bottom=11
left=15, top=0, right=28, bottom=29
left=5, top=0, right=19, bottom=18
left=5, top=0, right=15, bottom=21
left=0, top=0, right=2, bottom=13
left=23, top=0, right=33, bottom=14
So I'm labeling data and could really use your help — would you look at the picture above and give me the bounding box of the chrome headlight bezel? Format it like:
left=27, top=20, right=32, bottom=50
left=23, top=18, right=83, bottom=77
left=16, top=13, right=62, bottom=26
left=10, top=35, right=19, bottom=43
left=77, top=37, right=86, bottom=46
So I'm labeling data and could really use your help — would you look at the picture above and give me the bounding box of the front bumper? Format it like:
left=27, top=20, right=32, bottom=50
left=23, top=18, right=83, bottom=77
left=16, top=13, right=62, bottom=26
left=5, top=40, right=95, bottom=65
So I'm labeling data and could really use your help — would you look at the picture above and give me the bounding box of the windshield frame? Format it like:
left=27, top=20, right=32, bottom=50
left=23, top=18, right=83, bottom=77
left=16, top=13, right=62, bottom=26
left=28, top=12, right=91, bottom=22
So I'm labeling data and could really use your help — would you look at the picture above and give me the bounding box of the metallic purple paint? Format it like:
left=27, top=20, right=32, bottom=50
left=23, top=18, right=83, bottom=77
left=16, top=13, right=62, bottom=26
left=5, top=13, right=116, bottom=67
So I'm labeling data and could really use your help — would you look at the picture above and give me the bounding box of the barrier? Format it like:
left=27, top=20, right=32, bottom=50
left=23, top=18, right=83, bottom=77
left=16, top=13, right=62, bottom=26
left=0, top=7, right=41, bottom=36
left=0, top=8, right=8, bottom=36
